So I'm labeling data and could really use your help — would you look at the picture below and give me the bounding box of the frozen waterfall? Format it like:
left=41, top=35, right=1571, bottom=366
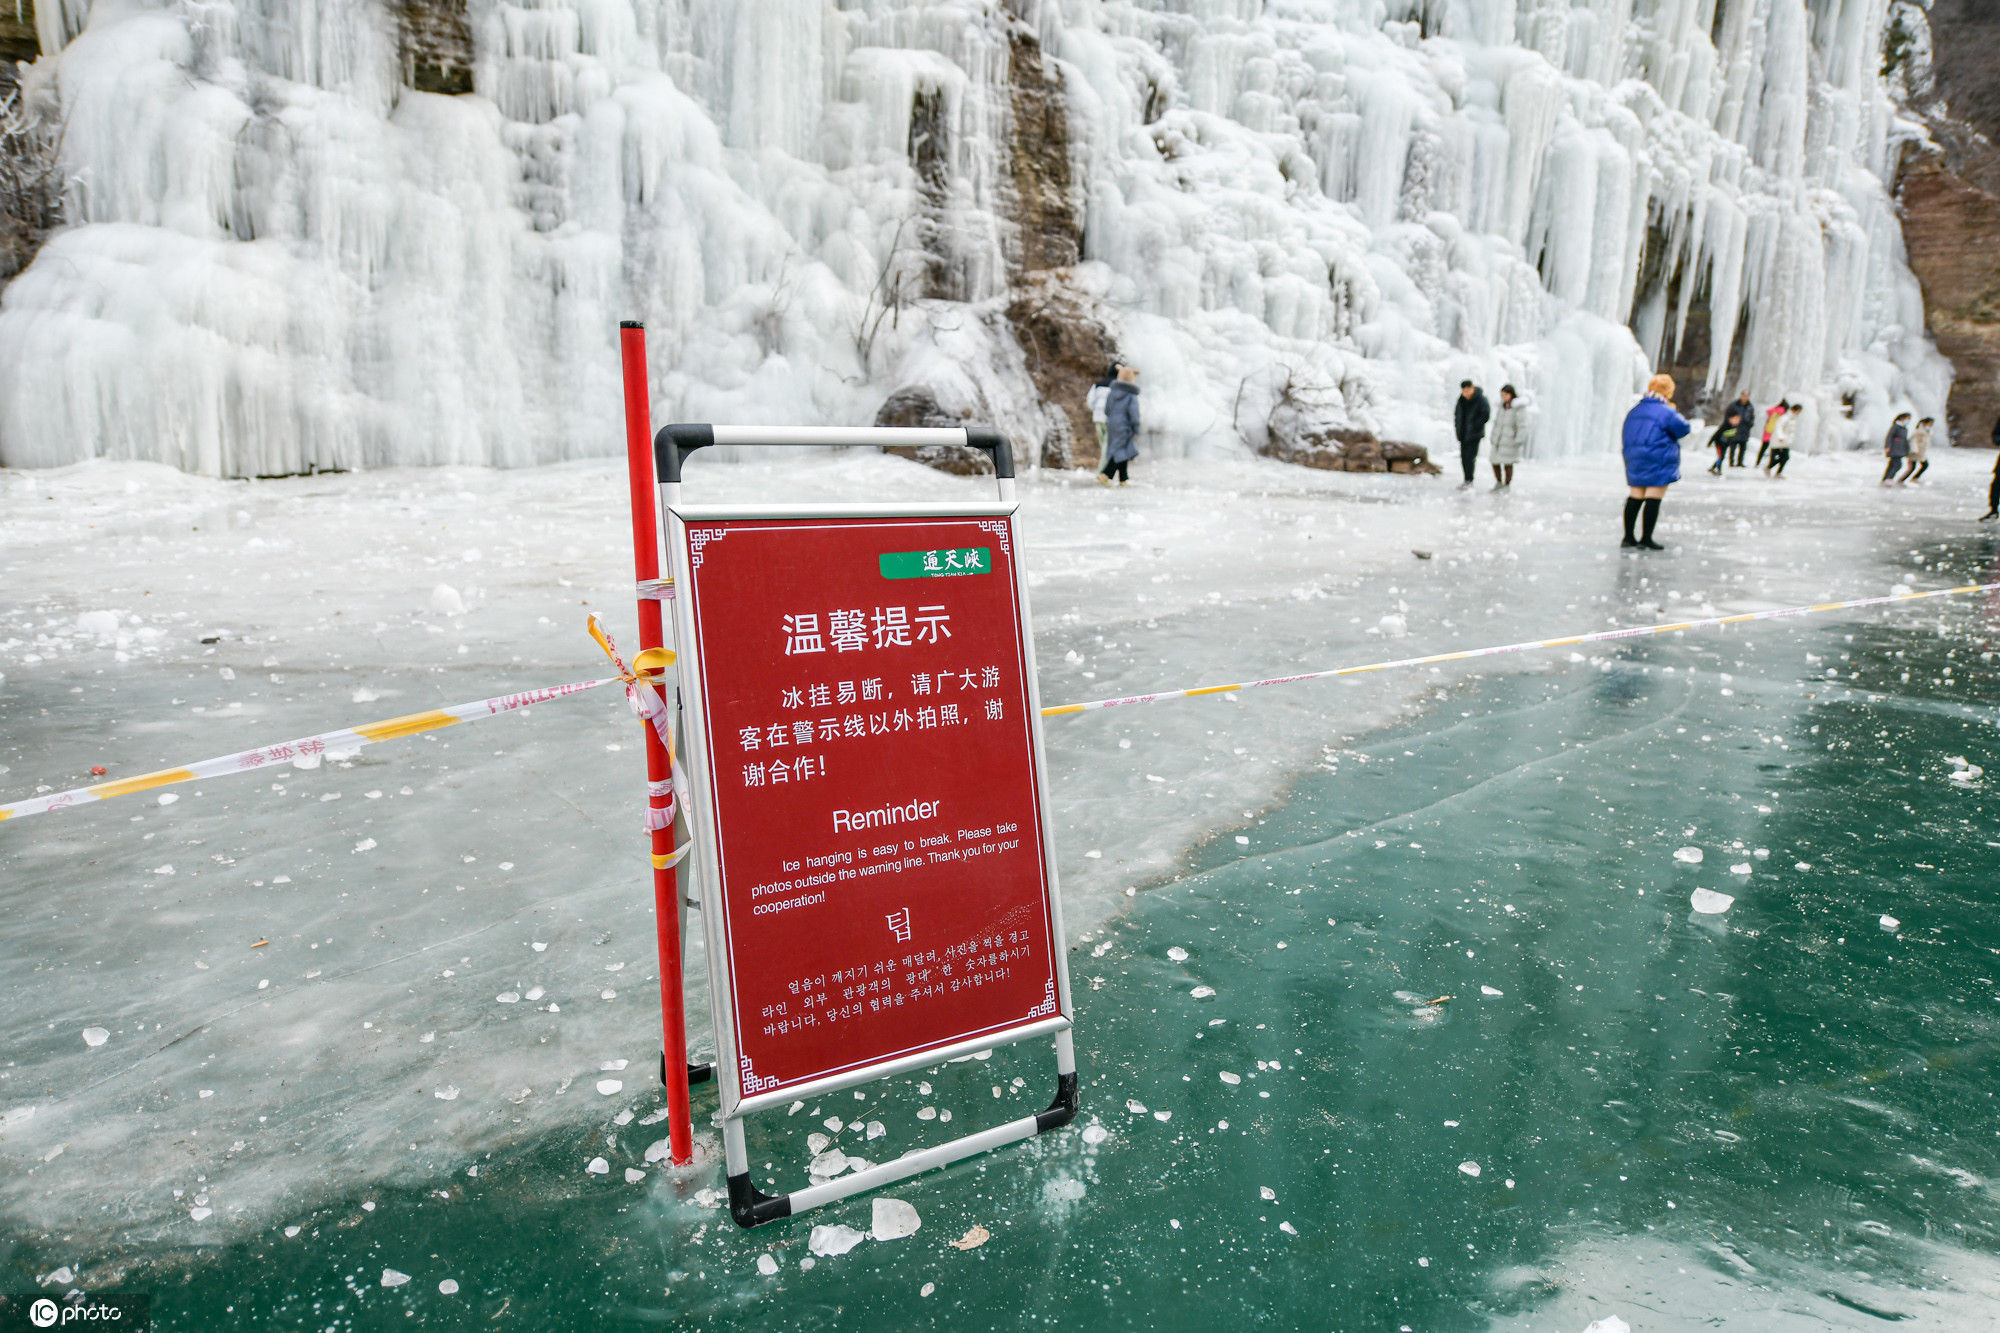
left=0, top=0, right=1952, bottom=475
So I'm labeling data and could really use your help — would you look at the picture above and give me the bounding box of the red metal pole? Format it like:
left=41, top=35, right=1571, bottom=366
left=619, top=321, right=694, bottom=1167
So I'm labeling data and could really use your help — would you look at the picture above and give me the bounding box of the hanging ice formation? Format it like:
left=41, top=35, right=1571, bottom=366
left=0, top=0, right=1951, bottom=475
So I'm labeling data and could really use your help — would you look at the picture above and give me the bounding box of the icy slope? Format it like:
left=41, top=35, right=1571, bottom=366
left=0, top=1, right=1950, bottom=475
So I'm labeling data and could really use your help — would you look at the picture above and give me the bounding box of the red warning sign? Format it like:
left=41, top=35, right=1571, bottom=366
left=672, top=511, right=1065, bottom=1107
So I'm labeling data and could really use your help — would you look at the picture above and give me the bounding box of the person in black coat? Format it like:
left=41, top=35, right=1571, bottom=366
left=1984, top=413, right=2000, bottom=521
left=1454, top=381, right=1490, bottom=489
left=1707, top=404, right=1749, bottom=476
left=1726, top=389, right=1755, bottom=465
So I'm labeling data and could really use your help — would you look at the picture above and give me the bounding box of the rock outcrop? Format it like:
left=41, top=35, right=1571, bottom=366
left=399, top=0, right=474, bottom=97
left=1894, top=0, right=2000, bottom=443
left=1264, top=402, right=1438, bottom=475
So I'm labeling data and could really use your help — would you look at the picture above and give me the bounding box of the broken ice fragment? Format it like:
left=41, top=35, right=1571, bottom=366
left=1190, top=985, right=1216, bottom=999
left=1581, top=1319, right=1632, bottom=1333
left=1690, top=889, right=1735, bottom=915
left=756, top=1254, right=779, bottom=1276
left=284, top=1225, right=300, bottom=1238
left=1219, top=1070, right=1242, bottom=1085
left=596, top=1080, right=623, bottom=1096
left=1458, top=1161, right=1482, bottom=1177
left=870, top=1197, right=921, bottom=1241
left=1673, top=847, right=1703, bottom=864
left=585, top=1157, right=609, bottom=1175
left=1279, top=1221, right=1298, bottom=1235
left=1259, top=1186, right=1277, bottom=1201
left=433, top=1086, right=459, bottom=1101
left=1125, top=1100, right=1148, bottom=1114
left=625, top=1168, right=644, bottom=1183
left=866, top=1121, right=885, bottom=1140
left=601, top=1059, right=628, bottom=1071
left=496, top=992, right=520, bottom=1004
left=1729, top=862, right=1752, bottom=875
left=808, top=1150, right=851, bottom=1179
left=1166, top=947, right=1189, bottom=962
left=1480, top=985, right=1504, bottom=997
left=381, top=1269, right=409, bottom=1288
left=82, top=1027, right=109, bottom=1048
left=1880, top=915, right=1900, bottom=931
left=189, top=1207, right=212, bottom=1221
left=809, top=1224, right=866, bottom=1256
left=438, top=1279, right=459, bottom=1295
left=1081, top=1124, right=1108, bottom=1145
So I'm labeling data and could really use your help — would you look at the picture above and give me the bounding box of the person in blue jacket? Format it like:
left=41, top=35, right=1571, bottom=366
left=1621, top=373, right=1689, bottom=550
left=1098, top=363, right=1140, bottom=486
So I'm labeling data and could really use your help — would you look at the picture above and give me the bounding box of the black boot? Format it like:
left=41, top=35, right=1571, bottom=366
left=1621, top=497, right=1642, bottom=548
left=1639, top=497, right=1665, bottom=550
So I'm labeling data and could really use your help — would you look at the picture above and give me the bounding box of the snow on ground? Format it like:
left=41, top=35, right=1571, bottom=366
left=0, top=443, right=1993, bottom=1245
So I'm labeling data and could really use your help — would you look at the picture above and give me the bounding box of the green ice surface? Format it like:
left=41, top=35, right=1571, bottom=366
left=15, top=557, right=2000, bottom=1331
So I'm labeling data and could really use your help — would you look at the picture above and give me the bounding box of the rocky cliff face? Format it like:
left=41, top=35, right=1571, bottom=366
left=1894, top=0, right=2000, bottom=444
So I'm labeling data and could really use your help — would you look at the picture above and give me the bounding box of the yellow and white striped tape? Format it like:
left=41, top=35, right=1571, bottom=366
left=3, top=582, right=1991, bottom=824
left=1036, top=582, right=2000, bottom=717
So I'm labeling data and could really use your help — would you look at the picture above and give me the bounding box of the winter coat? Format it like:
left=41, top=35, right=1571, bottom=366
left=1709, top=409, right=1751, bottom=450
left=1621, top=393, right=1689, bottom=487
left=1104, top=381, right=1140, bottom=462
left=1085, top=383, right=1110, bottom=423
left=1768, top=410, right=1797, bottom=450
left=1885, top=422, right=1910, bottom=457
left=1761, top=405, right=1787, bottom=442
left=1729, top=397, right=1756, bottom=432
left=1487, top=398, right=1533, bottom=463
left=1454, top=389, right=1490, bottom=448
left=1910, top=423, right=1932, bottom=459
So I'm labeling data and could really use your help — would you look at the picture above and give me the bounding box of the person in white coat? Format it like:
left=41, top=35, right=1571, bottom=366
left=1486, top=385, right=1532, bottom=490
left=1084, top=364, right=1116, bottom=471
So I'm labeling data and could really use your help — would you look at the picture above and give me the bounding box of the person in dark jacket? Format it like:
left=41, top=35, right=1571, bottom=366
left=1621, top=373, right=1689, bottom=550
left=1984, top=413, right=2000, bottom=520
left=1726, top=389, right=1755, bottom=465
left=1881, top=412, right=1911, bottom=485
left=1707, top=404, right=1749, bottom=476
left=1454, top=381, right=1490, bottom=489
left=1098, top=364, right=1140, bottom=487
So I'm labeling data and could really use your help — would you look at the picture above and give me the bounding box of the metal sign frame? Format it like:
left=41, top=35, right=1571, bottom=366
left=656, top=423, right=1078, bottom=1229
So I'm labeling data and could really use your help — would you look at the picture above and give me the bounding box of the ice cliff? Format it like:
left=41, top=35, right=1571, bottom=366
left=0, top=1, right=1953, bottom=475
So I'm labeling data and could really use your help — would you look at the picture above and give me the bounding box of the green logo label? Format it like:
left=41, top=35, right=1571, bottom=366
left=879, top=547, right=992, bottom=579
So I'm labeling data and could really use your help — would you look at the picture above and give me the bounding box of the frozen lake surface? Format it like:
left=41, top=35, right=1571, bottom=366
left=3, top=447, right=1998, bottom=1327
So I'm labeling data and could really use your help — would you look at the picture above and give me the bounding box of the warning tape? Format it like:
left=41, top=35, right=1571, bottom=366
left=4, top=582, right=1991, bottom=824
left=1036, top=582, right=2000, bottom=717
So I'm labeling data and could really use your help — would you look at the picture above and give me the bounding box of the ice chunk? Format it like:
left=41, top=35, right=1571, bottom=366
left=76, top=611, right=122, bottom=638
left=1480, top=985, right=1503, bottom=997
left=1190, top=985, right=1216, bottom=999
left=585, top=1157, right=609, bottom=1175
left=1880, top=915, right=1900, bottom=931
left=1081, top=1124, right=1108, bottom=1145
left=438, top=1280, right=459, bottom=1295
left=1219, top=1071, right=1241, bottom=1085
left=1378, top=614, right=1408, bottom=637
left=1279, top=1221, right=1297, bottom=1235
left=595, top=1081, right=622, bottom=1096
left=1690, top=889, right=1735, bottom=915
left=809, top=1224, right=866, bottom=1256
left=156, top=793, right=177, bottom=806
left=1259, top=1186, right=1276, bottom=1201
left=1458, top=1161, right=1482, bottom=1177
left=1673, top=847, right=1703, bottom=864
left=870, top=1197, right=921, bottom=1241
left=756, top=1254, right=779, bottom=1276
left=433, top=1086, right=459, bottom=1101
left=808, top=1150, right=851, bottom=1179
left=1125, top=1100, right=1148, bottom=1114
left=496, top=993, right=520, bottom=1004
left=1729, top=863, right=1752, bottom=876
left=921, top=1282, right=934, bottom=1296
left=82, top=1027, right=109, bottom=1048
left=1167, top=947, right=1189, bottom=962
left=381, top=1269, right=409, bottom=1288
left=429, top=585, right=466, bottom=617
left=624, top=1168, right=644, bottom=1184
left=865, top=1121, right=885, bottom=1140
left=188, top=1206, right=211, bottom=1221
left=1581, top=1319, right=1632, bottom=1333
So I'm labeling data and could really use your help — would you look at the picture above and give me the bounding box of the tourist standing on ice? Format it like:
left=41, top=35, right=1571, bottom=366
left=1084, top=364, right=1115, bottom=471
left=1882, top=413, right=1912, bottom=485
left=1099, top=363, right=1140, bottom=487
left=1756, top=401, right=1787, bottom=468
left=1621, top=373, right=1687, bottom=550
left=1727, top=389, right=1756, bottom=466
left=1453, top=381, right=1490, bottom=489
left=1707, top=403, right=1750, bottom=476
left=1983, top=415, right=2000, bottom=520
left=1763, top=400, right=1798, bottom=477
left=1901, top=417, right=1934, bottom=484
left=1486, top=385, right=1530, bottom=490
